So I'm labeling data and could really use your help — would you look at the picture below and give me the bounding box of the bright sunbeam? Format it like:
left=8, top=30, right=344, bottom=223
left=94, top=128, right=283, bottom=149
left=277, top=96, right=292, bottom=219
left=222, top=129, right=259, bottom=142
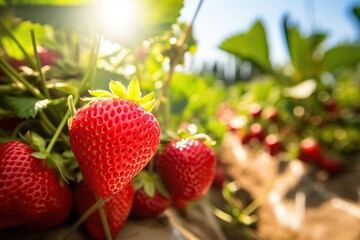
left=99, top=0, right=140, bottom=39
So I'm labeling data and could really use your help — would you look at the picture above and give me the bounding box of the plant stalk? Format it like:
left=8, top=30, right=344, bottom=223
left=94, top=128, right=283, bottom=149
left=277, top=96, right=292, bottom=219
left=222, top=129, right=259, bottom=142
left=30, top=29, right=50, bottom=98
left=62, top=198, right=107, bottom=240
left=97, top=197, right=112, bottom=240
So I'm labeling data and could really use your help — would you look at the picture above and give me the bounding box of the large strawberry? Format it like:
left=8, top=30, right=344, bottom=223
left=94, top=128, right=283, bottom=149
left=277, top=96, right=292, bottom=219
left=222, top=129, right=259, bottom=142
left=131, top=171, right=171, bottom=218
left=74, top=181, right=134, bottom=239
left=23, top=182, right=73, bottom=231
left=69, top=78, right=160, bottom=199
left=157, top=137, right=216, bottom=201
left=0, top=141, right=71, bottom=229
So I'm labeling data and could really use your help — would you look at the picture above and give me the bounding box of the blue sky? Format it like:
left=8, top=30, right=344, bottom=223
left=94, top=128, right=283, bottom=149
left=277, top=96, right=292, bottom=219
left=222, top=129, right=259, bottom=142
left=179, top=0, right=360, bottom=66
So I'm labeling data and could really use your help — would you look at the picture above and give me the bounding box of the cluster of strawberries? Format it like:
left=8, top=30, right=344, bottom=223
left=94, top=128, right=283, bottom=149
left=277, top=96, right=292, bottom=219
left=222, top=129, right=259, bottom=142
left=0, top=79, right=216, bottom=239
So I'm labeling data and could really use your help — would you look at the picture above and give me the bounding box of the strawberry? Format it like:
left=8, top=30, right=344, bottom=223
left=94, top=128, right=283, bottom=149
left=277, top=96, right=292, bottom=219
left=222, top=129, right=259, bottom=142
left=157, top=138, right=216, bottom=201
left=37, top=47, right=61, bottom=67
left=0, top=141, right=70, bottom=229
left=212, top=163, right=225, bottom=189
left=23, top=182, right=73, bottom=231
left=74, top=181, right=134, bottom=239
left=131, top=171, right=171, bottom=218
left=298, top=138, right=322, bottom=163
left=248, top=103, right=262, bottom=118
left=264, top=134, right=284, bottom=156
left=172, top=197, right=189, bottom=210
left=317, top=156, right=343, bottom=173
left=69, top=79, right=160, bottom=199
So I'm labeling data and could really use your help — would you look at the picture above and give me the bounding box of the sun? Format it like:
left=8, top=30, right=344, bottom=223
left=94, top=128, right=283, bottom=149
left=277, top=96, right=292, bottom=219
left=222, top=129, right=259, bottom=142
left=99, top=0, right=140, bottom=40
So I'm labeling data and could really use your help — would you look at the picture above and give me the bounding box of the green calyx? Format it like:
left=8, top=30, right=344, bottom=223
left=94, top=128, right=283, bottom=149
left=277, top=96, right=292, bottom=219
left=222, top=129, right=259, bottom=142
left=83, top=78, right=156, bottom=112
left=22, top=131, right=76, bottom=184
left=132, top=170, right=170, bottom=199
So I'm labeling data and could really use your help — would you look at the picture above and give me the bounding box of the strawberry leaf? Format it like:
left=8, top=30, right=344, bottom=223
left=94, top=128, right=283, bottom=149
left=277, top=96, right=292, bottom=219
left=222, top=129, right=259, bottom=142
left=144, top=181, right=155, bottom=198
left=2, top=96, right=40, bottom=119
left=127, top=78, right=141, bottom=100
left=109, top=80, right=127, bottom=99
left=88, top=90, right=113, bottom=98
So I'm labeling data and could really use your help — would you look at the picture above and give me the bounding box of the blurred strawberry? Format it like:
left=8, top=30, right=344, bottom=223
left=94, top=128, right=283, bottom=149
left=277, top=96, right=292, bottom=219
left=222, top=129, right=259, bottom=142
left=298, top=138, right=323, bottom=163
left=37, top=47, right=61, bottom=67
left=172, top=197, right=189, bottom=211
left=317, top=156, right=343, bottom=173
left=264, top=134, right=284, bottom=156
left=212, top=163, right=225, bottom=189
left=263, top=107, right=278, bottom=122
left=248, top=103, right=262, bottom=118
left=249, top=123, right=265, bottom=141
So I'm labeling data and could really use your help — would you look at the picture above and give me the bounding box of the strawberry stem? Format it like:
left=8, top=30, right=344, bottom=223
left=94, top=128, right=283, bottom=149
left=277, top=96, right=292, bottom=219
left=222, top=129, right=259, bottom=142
left=30, top=29, right=50, bottom=98
left=61, top=198, right=107, bottom=240
left=0, top=57, right=44, bottom=98
left=97, top=197, right=113, bottom=240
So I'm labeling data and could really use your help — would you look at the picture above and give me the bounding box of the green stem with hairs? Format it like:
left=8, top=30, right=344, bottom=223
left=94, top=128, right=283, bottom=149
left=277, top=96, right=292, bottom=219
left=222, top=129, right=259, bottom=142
left=97, top=197, right=112, bottom=240
left=30, top=29, right=50, bottom=98
left=0, top=58, right=44, bottom=98
left=62, top=198, right=107, bottom=240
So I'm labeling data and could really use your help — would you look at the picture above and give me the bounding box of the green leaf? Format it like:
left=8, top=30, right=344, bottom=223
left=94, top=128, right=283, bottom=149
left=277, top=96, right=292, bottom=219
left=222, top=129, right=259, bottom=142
left=352, top=6, right=360, bottom=26
left=88, top=89, right=112, bottom=98
left=109, top=80, right=127, bottom=99
left=283, top=16, right=319, bottom=80
left=31, top=152, right=47, bottom=159
left=144, top=181, right=155, bottom=197
left=0, top=20, right=49, bottom=59
left=219, top=20, right=271, bottom=72
left=127, top=78, right=141, bottom=100
left=2, top=96, right=41, bottom=119
left=322, top=45, right=360, bottom=71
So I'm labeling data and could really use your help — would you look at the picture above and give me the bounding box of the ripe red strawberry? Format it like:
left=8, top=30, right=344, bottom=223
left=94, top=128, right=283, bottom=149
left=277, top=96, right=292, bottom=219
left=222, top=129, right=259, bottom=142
left=131, top=188, right=171, bottom=218
left=37, top=48, right=61, bottom=67
left=264, top=134, right=284, bottom=156
left=172, top=197, right=189, bottom=210
left=212, top=163, right=225, bottom=189
left=248, top=103, right=262, bottom=118
left=23, top=182, right=73, bottom=231
left=317, top=156, right=343, bottom=173
left=74, top=181, right=134, bottom=239
left=131, top=171, right=171, bottom=218
left=249, top=123, right=265, bottom=141
left=298, top=138, right=322, bottom=163
left=69, top=79, right=160, bottom=199
left=157, top=138, right=216, bottom=201
left=0, top=141, right=70, bottom=229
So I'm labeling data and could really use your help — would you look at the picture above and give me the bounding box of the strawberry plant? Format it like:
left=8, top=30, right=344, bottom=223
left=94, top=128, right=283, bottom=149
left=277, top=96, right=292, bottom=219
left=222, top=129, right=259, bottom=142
left=0, top=0, right=359, bottom=239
